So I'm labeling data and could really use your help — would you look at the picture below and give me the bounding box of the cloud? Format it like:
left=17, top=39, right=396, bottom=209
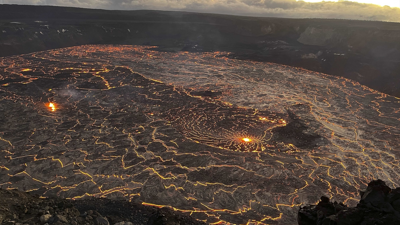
left=2, top=0, right=400, bottom=22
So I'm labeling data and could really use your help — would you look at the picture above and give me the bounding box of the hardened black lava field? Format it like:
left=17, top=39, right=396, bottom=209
left=1, top=45, right=400, bottom=224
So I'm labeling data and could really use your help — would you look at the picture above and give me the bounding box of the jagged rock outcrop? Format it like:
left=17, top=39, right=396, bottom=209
left=298, top=180, right=400, bottom=225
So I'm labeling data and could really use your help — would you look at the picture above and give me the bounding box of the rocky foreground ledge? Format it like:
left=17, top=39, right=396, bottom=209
left=298, top=180, right=400, bottom=225
left=0, top=189, right=205, bottom=225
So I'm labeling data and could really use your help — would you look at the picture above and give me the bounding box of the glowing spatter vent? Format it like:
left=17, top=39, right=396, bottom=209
left=279, top=119, right=287, bottom=124
left=242, top=137, right=252, bottom=143
left=47, top=102, right=57, bottom=112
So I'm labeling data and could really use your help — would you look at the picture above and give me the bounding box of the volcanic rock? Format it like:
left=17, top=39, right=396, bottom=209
left=147, top=208, right=194, bottom=225
left=0, top=213, right=5, bottom=224
left=52, top=214, right=68, bottom=223
left=114, top=222, right=134, bottom=225
left=0, top=188, right=206, bottom=225
left=298, top=179, right=400, bottom=225
left=40, top=214, right=52, bottom=223
left=190, top=90, right=222, bottom=98
left=96, top=216, right=110, bottom=225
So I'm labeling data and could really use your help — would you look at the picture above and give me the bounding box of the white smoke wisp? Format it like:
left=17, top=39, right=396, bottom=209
left=58, top=89, right=83, bottom=100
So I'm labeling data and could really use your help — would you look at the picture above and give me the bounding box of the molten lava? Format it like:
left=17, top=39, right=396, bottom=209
left=47, top=102, right=57, bottom=112
left=242, top=137, right=252, bottom=143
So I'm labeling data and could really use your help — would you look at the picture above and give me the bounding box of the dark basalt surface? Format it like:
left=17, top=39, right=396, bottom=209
left=0, top=188, right=206, bottom=225
left=270, top=104, right=329, bottom=148
left=189, top=90, right=222, bottom=98
left=298, top=179, right=400, bottom=225
left=1, top=5, right=400, bottom=97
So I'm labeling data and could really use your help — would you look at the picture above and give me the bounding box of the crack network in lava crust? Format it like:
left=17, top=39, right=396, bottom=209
left=0, top=45, right=400, bottom=224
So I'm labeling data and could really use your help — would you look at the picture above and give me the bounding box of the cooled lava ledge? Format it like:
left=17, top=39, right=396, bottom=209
left=0, top=188, right=205, bottom=225
left=298, top=179, right=400, bottom=225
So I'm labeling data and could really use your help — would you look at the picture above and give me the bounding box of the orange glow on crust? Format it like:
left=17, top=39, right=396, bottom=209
left=2, top=45, right=400, bottom=225
left=279, top=119, right=287, bottom=124
left=47, top=102, right=57, bottom=112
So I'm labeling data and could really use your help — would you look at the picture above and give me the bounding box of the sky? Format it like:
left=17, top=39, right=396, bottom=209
left=1, top=0, right=400, bottom=22
left=301, top=0, right=399, bottom=8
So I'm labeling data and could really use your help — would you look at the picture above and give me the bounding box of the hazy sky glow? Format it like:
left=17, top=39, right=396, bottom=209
left=1, top=0, right=400, bottom=22
left=299, top=0, right=400, bottom=8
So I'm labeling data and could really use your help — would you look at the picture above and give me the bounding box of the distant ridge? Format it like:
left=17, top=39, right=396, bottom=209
left=1, top=4, right=400, bottom=97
